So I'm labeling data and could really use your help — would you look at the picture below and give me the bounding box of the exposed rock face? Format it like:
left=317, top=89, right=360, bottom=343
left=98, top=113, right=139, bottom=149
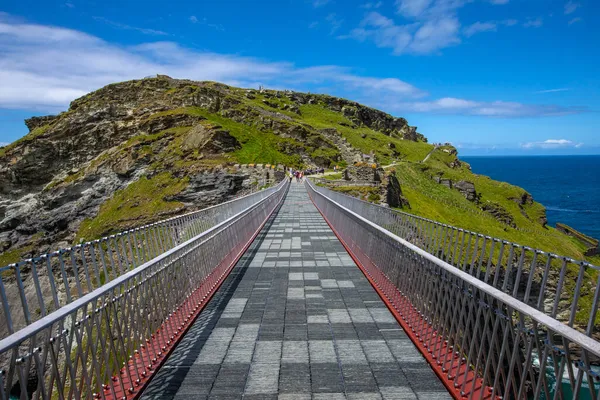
left=317, top=128, right=362, bottom=164
left=449, top=159, right=461, bottom=169
left=289, top=94, right=426, bottom=142
left=183, top=125, right=241, bottom=153
left=24, top=115, right=59, bottom=131
left=556, top=223, right=599, bottom=256
left=141, top=113, right=205, bottom=134
left=482, top=201, right=516, bottom=227
left=1, top=76, right=429, bottom=265
left=433, top=176, right=453, bottom=189
left=387, top=174, right=410, bottom=208
left=344, top=165, right=376, bottom=181
left=454, top=180, right=477, bottom=201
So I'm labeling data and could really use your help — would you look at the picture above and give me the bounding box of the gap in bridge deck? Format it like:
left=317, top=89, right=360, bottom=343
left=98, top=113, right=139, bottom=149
left=141, top=183, right=451, bottom=400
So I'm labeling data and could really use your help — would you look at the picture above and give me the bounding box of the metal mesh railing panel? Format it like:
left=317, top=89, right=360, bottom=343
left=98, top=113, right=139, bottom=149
left=309, top=180, right=600, bottom=338
left=0, top=181, right=284, bottom=338
left=0, top=180, right=288, bottom=399
left=307, top=179, right=600, bottom=400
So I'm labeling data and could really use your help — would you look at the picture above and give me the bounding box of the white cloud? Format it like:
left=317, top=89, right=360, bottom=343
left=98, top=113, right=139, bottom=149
left=0, top=14, right=584, bottom=120
left=564, top=1, right=580, bottom=15
left=346, top=12, right=459, bottom=54
left=534, top=88, right=569, bottom=94
left=389, top=97, right=585, bottom=117
left=523, top=17, right=543, bottom=28
left=0, top=142, right=8, bottom=147
left=521, top=139, right=584, bottom=149
left=313, top=0, right=331, bottom=7
left=489, top=0, right=509, bottom=4
left=186, top=16, right=224, bottom=31
left=0, top=16, right=424, bottom=110
left=396, top=0, right=433, bottom=18
left=463, top=19, right=520, bottom=37
left=568, top=17, right=582, bottom=25
left=464, top=21, right=497, bottom=37
left=348, top=0, right=485, bottom=55
left=326, top=13, right=344, bottom=34
left=410, top=17, right=460, bottom=53
left=92, top=16, right=169, bottom=36
left=361, top=1, right=383, bottom=9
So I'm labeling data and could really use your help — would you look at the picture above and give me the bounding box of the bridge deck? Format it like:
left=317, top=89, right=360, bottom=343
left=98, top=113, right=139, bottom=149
left=141, top=183, right=450, bottom=400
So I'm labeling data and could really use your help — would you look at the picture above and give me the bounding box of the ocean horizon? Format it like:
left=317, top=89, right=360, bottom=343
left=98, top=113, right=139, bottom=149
left=462, top=155, right=600, bottom=242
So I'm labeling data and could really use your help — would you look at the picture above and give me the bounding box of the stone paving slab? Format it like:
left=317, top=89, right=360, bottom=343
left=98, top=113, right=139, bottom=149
left=142, top=182, right=450, bottom=400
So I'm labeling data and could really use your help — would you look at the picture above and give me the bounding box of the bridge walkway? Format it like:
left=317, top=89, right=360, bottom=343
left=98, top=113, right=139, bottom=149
left=141, top=182, right=450, bottom=400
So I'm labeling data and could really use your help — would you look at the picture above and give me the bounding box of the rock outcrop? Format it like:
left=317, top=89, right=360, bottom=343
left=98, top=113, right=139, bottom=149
left=556, top=223, right=599, bottom=256
left=0, top=76, right=429, bottom=266
left=454, top=180, right=477, bottom=202
left=386, top=174, right=410, bottom=208
left=482, top=201, right=516, bottom=227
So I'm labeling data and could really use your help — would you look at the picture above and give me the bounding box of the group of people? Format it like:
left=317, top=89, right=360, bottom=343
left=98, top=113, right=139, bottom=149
left=290, top=170, right=304, bottom=182
left=288, top=167, right=326, bottom=183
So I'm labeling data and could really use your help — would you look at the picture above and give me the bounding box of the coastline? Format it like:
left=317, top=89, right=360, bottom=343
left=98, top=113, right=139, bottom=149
left=462, top=154, right=600, bottom=241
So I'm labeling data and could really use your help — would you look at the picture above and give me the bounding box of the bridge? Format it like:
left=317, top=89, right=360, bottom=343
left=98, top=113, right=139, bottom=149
left=0, top=178, right=599, bottom=399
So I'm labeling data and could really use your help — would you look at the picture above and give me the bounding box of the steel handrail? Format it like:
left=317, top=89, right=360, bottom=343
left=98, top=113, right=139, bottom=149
left=308, top=179, right=600, bottom=337
left=307, top=179, right=600, bottom=352
left=0, top=179, right=289, bottom=399
left=306, top=178, right=600, bottom=399
left=0, top=179, right=286, bottom=338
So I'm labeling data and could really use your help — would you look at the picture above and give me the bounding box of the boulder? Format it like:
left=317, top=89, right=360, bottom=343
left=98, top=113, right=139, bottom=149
left=386, top=174, right=410, bottom=208
left=344, top=165, right=376, bottom=181
left=342, top=106, right=356, bottom=117
left=481, top=201, right=516, bottom=227
left=449, top=159, right=461, bottom=169
left=282, top=104, right=301, bottom=114
left=454, top=180, right=477, bottom=201
left=141, top=113, right=205, bottom=134
left=24, top=115, right=58, bottom=132
left=183, top=125, right=241, bottom=153
left=433, top=176, right=453, bottom=189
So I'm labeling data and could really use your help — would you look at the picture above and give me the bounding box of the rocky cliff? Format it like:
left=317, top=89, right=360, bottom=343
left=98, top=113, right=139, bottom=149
left=0, top=76, right=428, bottom=264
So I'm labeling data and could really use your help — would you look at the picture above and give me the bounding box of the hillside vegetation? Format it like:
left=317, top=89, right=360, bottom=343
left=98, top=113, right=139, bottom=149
left=0, top=75, right=595, bottom=268
left=330, top=144, right=598, bottom=266
left=0, top=75, right=429, bottom=263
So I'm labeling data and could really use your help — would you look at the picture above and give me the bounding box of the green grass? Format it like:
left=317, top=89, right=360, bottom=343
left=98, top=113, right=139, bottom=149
left=148, top=107, right=305, bottom=167
left=298, top=104, right=433, bottom=164
left=396, top=161, right=591, bottom=262
left=323, top=173, right=343, bottom=180
left=330, top=185, right=381, bottom=202
left=0, top=232, right=45, bottom=271
left=0, top=124, right=52, bottom=157
left=0, top=247, right=30, bottom=268
left=75, top=172, right=189, bottom=242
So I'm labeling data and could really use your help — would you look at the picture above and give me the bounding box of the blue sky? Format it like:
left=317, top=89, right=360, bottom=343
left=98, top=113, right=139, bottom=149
left=0, top=0, right=598, bottom=155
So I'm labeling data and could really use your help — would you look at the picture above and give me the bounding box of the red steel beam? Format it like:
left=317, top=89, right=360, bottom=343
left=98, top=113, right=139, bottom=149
left=307, top=191, right=497, bottom=400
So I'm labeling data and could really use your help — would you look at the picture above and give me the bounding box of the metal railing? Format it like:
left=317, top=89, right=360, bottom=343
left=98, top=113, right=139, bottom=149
left=0, top=179, right=288, bottom=399
left=0, top=180, right=285, bottom=340
left=312, top=177, right=379, bottom=187
left=306, top=180, right=600, bottom=400
left=308, top=180, right=600, bottom=338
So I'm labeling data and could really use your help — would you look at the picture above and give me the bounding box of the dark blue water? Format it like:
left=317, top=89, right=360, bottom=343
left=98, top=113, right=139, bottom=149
left=462, top=155, right=600, bottom=241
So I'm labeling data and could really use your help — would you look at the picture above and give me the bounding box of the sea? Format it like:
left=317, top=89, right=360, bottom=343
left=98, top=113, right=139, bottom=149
left=462, top=155, right=600, bottom=241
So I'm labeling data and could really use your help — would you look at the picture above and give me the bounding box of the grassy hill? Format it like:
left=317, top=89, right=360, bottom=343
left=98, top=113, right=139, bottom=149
left=326, top=144, right=599, bottom=266
left=0, top=76, right=596, bottom=269
left=0, top=76, right=430, bottom=264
